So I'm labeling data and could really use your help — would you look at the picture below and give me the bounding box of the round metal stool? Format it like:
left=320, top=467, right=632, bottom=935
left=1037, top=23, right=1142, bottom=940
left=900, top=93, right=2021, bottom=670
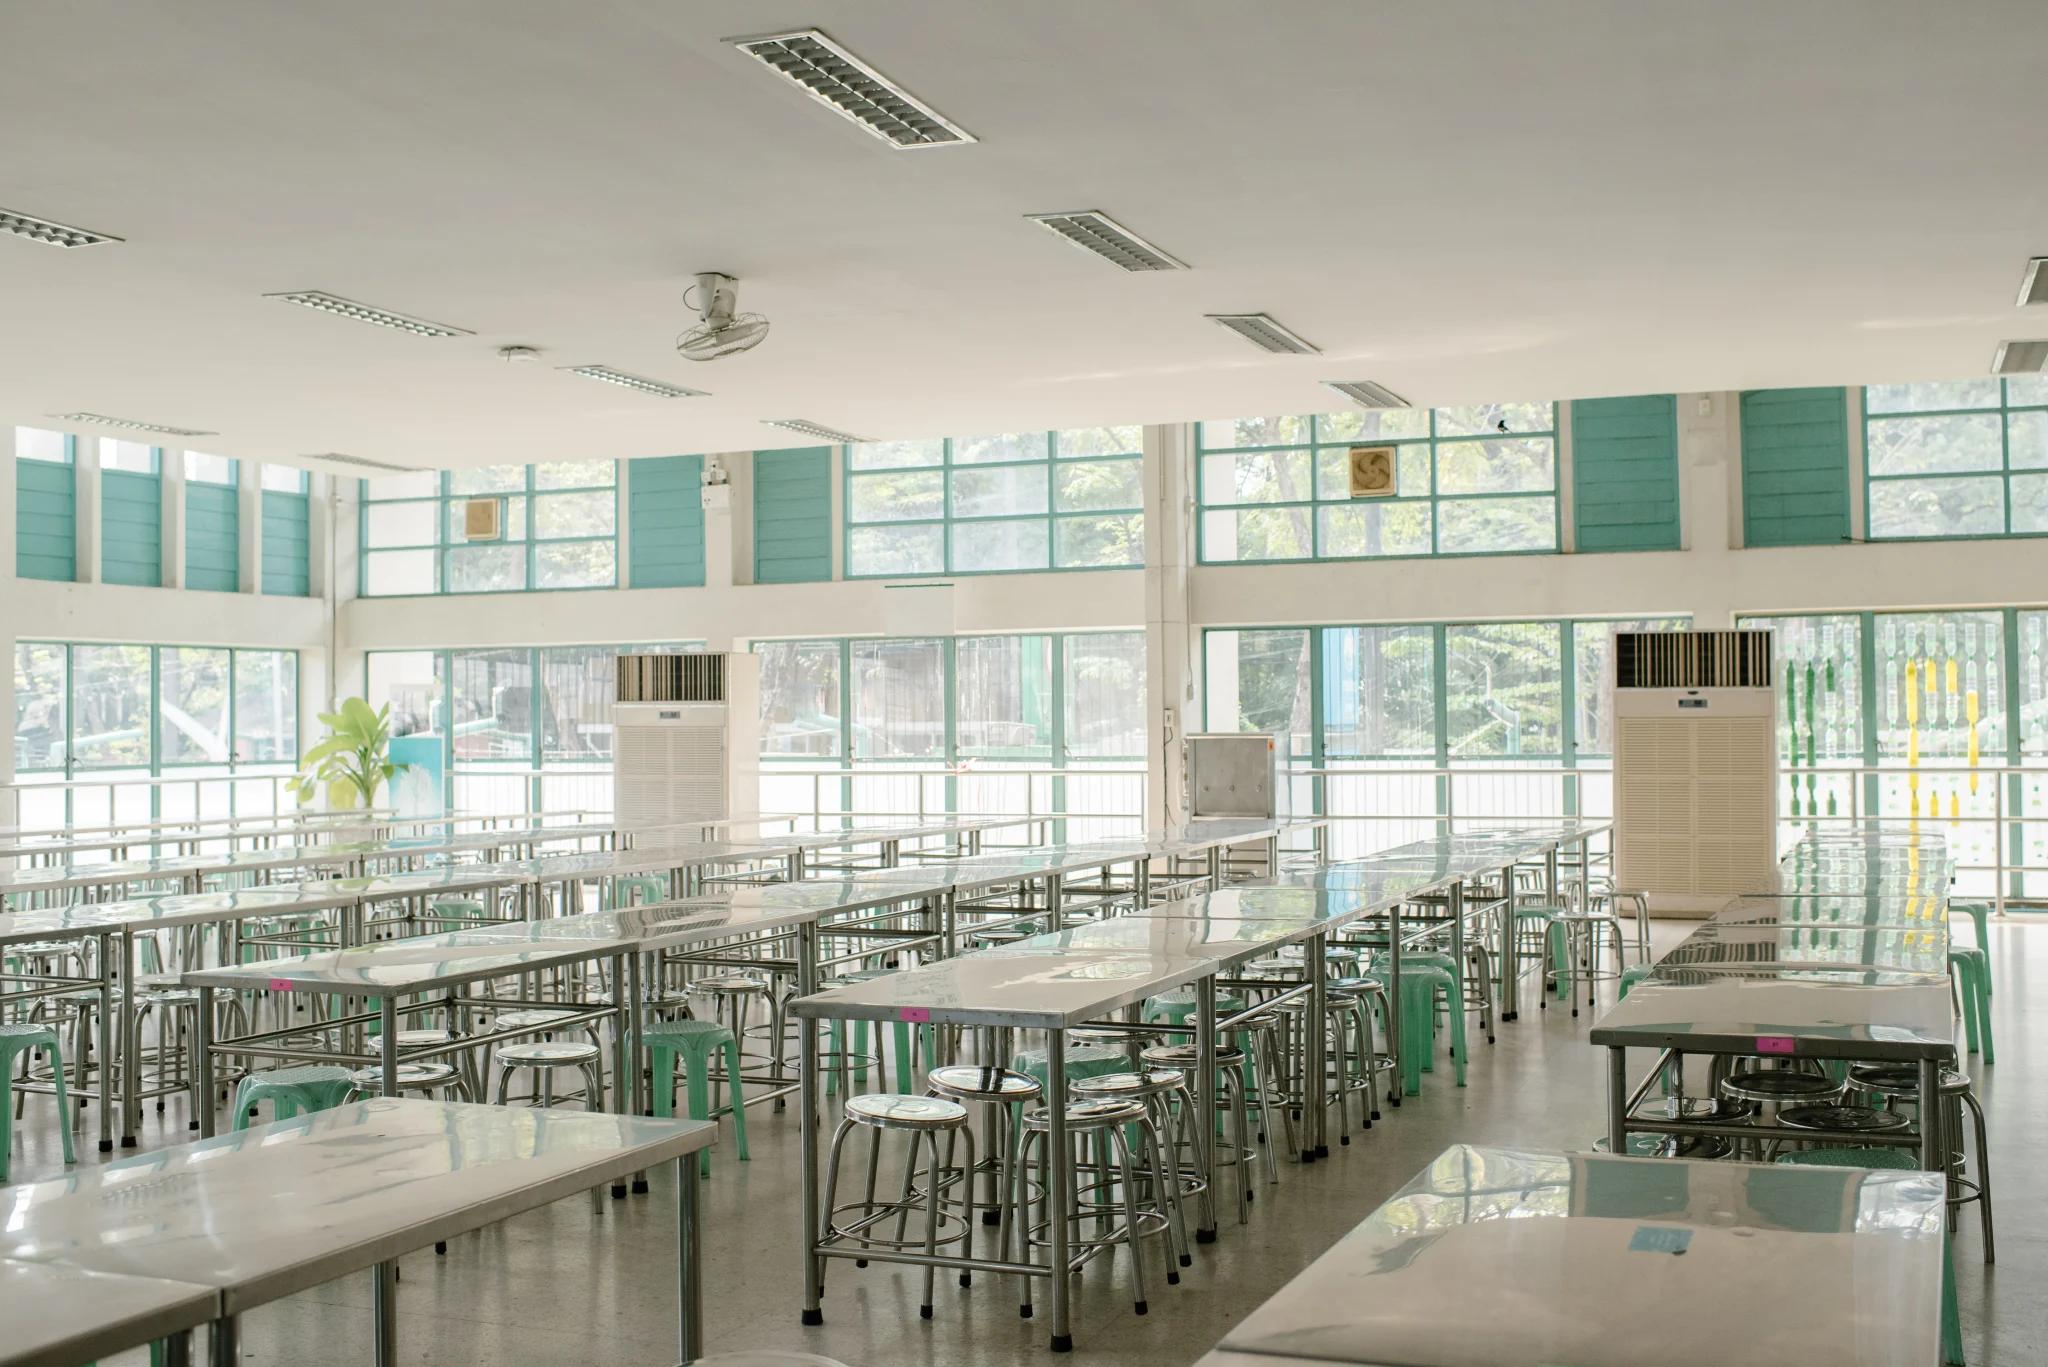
left=1720, top=1068, right=1845, bottom=1161
left=493, top=1040, right=605, bottom=1111
left=1141, top=1041, right=1252, bottom=1226
left=346, top=1061, right=470, bottom=1100
left=820, top=1093, right=976, bottom=1320
left=1848, top=1064, right=1995, bottom=1262
left=692, top=971, right=781, bottom=1080
left=927, top=1065, right=1043, bottom=1287
left=1328, top=975, right=1397, bottom=1125
left=1071, top=1069, right=1195, bottom=1277
left=1017, top=1096, right=1167, bottom=1321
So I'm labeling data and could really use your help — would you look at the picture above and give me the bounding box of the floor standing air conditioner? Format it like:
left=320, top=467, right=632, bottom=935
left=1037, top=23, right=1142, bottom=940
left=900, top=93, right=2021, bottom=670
left=1611, top=629, right=1777, bottom=917
left=612, top=653, right=760, bottom=831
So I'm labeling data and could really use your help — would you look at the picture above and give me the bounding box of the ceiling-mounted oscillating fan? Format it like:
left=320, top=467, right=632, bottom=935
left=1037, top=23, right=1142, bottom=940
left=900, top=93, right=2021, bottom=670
left=676, top=271, right=769, bottom=361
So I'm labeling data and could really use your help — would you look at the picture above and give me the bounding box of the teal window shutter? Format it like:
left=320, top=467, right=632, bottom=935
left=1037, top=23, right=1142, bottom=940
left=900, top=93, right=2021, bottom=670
left=184, top=481, right=240, bottom=592
left=16, top=455, right=77, bottom=582
left=262, top=489, right=312, bottom=595
left=628, top=455, right=706, bottom=588
left=1741, top=388, right=1850, bottom=547
left=1572, top=395, right=1680, bottom=551
left=102, top=466, right=164, bottom=587
left=753, top=447, right=832, bottom=583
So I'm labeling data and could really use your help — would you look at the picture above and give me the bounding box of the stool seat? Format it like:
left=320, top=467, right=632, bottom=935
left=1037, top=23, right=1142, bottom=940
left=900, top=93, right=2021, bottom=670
left=845, top=1093, right=967, bottom=1130
left=1141, top=1042, right=1247, bottom=1068
left=349, top=1062, right=463, bottom=1093
left=394, top=1028, right=455, bottom=1048
left=492, top=1008, right=579, bottom=1032
left=1775, top=1147, right=1918, bottom=1170
left=1072, top=1068, right=1186, bottom=1100
left=1720, top=1069, right=1845, bottom=1104
left=1779, top=1103, right=1912, bottom=1133
left=695, top=971, right=770, bottom=993
left=495, top=1041, right=602, bottom=1068
left=1849, top=1064, right=1971, bottom=1097
left=1327, top=975, right=1385, bottom=993
left=927, top=1065, right=1041, bottom=1103
left=1022, top=1097, right=1148, bottom=1131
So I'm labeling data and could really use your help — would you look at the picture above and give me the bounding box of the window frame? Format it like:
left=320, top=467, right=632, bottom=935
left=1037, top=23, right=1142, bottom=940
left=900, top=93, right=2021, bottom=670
left=842, top=430, right=1145, bottom=578
left=1862, top=380, right=2048, bottom=543
left=359, top=463, right=621, bottom=596
left=1195, top=406, right=1562, bottom=564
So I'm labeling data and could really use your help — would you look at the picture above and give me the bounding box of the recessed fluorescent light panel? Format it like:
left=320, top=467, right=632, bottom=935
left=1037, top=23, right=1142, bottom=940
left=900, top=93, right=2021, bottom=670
left=2019, top=258, right=2048, bottom=307
left=562, top=365, right=706, bottom=398
left=1026, top=211, right=1186, bottom=272
left=49, top=412, right=215, bottom=437
left=1207, top=313, right=1320, bottom=355
left=0, top=207, right=121, bottom=248
left=1323, top=380, right=1410, bottom=409
left=1993, top=340, right=2048, bottom=374
left=265, top=290, right=473, bottom=338
left=727, top=29, right=974, bottom=149
left=762, top=418, right=868, bottom=443
left=301, top=452, right=422, bottom=473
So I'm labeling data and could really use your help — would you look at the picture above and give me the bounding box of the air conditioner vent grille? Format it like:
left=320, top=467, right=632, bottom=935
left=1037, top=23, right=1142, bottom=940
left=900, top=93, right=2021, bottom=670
left=617, top=653, right=728, bottom=703
left=1615, top=630, right=1772, bottom=689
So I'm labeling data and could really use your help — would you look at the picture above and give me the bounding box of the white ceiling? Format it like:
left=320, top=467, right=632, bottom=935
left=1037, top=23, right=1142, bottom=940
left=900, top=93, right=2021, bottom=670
left=4, top=1, right=2044, bottom=475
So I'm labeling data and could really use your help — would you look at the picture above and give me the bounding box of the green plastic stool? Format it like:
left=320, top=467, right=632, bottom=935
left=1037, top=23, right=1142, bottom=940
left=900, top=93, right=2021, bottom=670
left=645, top=1018, right=750, bottom=1176
left=1009, top=1042, right=1130, bottom=1096
left=1948, top=948, right=1993, bottom=1065
left=231, top=1065, right=359, bottom=1131
left=0, top=1022, right=76, bottom=1181
left=1365, top=959, right=1465, bottom=1096
left=1777, top=1147, right=1960, bottom=1363
left=1950, top=902, right=1991, bottom=994
left=426, top=898, right=485, bottom=932
left=609, top=874, right=668, bottom=910
left=821, top=970, right=931, bottom=1095
left=1619, top=964, right=1653, bottom=998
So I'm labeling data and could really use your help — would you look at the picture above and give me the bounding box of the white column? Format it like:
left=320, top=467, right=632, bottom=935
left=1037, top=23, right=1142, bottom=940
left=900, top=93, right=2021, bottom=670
left=701, top=462, right=736, bottom=651
left=1678, top=391, right=1740, bottom=626
left=75, top=430, right=100, bottom=583
left=163, top=448, right=187, bottom=589
left=240, top=459, right=262, bottom=593
left=729, top=451, right=756, bottom=587
left=1143, top=421, right=1197, bottom=828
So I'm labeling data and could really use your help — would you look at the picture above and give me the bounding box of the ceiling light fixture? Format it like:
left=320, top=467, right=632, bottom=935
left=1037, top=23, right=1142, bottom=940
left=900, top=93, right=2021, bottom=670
left=1025, top=211, right=1187, bottom=272
left=300, top=452, right=422, bottom=473
left=562, top=365, right=707, bottom=398
left=1992, top=340, right=2048, bottom=374
left=265, top=290, right=473, bottom=337
left=0, top=207, right=122, bottom=248
left=1206, top=313, right=1320, bottom=355
left=49, top=412, right=215, bottom=437
left=762, top=418, right=868, bottom=443
left=726, top=28, right=974, bottom=149
left=2019, top=258, right=2048, bottom=307
left=1322, top=380, right=1410, bottom=409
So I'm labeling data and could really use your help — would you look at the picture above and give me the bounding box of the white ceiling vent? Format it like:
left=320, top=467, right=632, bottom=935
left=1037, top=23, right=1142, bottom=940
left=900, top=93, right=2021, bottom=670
left=1026, top=211, right=1186, bottom=272
left=49, top=412, right=214, bottom=437
left=265, top=290, right=473, bottom=338
left=300, top=452, right=422, bottom=473
left=1323, top=380, right=1410, bottom=408
left=763, top=418, right=867, bottom=443
left=0, top=207, right=121, bottom=248
left=2017, top=258, right=2048, bottom=307
left=1207, top=313, right=1319, bottom=355
left=726, top=29, right=974, bottom=149
left=1993, top=339, right=2048, bottom=374
left=562, top=365, right=706, bottom=398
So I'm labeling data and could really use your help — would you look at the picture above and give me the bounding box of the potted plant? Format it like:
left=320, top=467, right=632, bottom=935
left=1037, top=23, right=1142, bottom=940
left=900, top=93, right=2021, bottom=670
left=287, top=697, right=408, bottom=816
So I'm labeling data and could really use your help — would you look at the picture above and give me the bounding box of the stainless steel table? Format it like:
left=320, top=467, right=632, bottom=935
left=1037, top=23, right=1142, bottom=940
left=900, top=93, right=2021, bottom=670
left=1200, top=1143, right=1944, bottom=1367
left=0, top=1098, right=717, bottom=1367
left=0, top=1258, right=215, bottom=1367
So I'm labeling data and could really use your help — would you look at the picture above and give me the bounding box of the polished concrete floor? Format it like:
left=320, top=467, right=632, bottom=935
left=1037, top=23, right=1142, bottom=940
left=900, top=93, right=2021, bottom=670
left=9, top=922, right=2032, bottom=1365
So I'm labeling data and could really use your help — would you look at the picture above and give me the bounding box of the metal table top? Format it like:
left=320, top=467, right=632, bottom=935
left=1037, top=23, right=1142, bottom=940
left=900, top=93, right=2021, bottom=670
left=0, top=843, right=361, bottom=895
left=788, top=944, right=1215, bottom=1030
left=986, top=913, right=1329, bottom=967
left=0, top=884, right=370, bottom=943
left=1657, top=919, right=1948, bottom=976
left=1209, top=1143, right=1942, bottom=1367
left=0, top=1099, right=714, bottom=1315
left=183, top=933, right=619, bottom=997
left=457, top=896, right=826, bottom=951
left=506, top=842, right=785, bottom=881
left=0, top=1258, right=217, bottom=1367
left=1587, top=971, right=1952, bottom=1059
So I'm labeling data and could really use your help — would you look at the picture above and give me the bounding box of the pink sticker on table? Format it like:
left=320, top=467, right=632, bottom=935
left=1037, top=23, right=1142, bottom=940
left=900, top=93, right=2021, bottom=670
left=1755, top=1035, right=1796, bottom=1055
left=899, top=1007, right=931, bottom=1024
left=268, top=978, right=293, bottom=992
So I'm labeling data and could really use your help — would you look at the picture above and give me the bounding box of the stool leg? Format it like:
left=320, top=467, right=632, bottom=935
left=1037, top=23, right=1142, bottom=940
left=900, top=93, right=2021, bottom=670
left=1016, top=1129, right=1038, bottom=1319
left=1142, top=1110, right=1187, bottom=1278
left=685, top=1050, right=714, bottom=1178
left=1963, top=1088, right=1994, bottom=1263
left=721, top=1039, right=751, bottom=1162
left=918, top=1133, right=943, bottom=1320
left=1227, top=1069, right=1251, bottom=1224
left=819, top=1117, right=857, bottom=1290
left=1110, top=1126, right=1149, bottom=1315
left=47, top=1045, right=76, bottom=1165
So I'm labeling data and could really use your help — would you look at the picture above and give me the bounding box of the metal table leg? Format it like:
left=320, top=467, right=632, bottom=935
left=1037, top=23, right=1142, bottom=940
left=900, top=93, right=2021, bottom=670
left=209, top=1316, right=239, bottom=1367
left=372, top=1259, right=398, bottom=1367
left=1497, top=861, right=1520, bottom=1022
left=1195, top=975, right=1219, bottom=1240
left=1607, top=1046, right=1629, bottom=1152
left=1306, top=932, right=1327, bottom=1159
left=96, top=930, right=115, bottom=1152
left=1447, top=881, right=1467, bottom=1052
left=1386, top=900, right=1403, bottom=1106
left=611, top=949, right=632, bottom=1198
left=800, top=920, right=826, bottom=1327
left=629, top=952, right=650, bottom=1194
left=119, top=928, right=138, bottom=1146
left=161, top=1328, right=194, bottom=1367
left=195, top=985, right=217, bottom=1139
left=380, top=998, right=399, bottom=1095
left=1917, top=1057, right=1942, bottom=1170
left=1047, top=1030, right=1073, bottom=1352
left=678, top=1151, right=703, bottom=1363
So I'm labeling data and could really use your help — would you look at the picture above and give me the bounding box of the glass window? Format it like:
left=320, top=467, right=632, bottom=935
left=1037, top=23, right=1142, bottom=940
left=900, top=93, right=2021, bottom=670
left=1198, top=404, right=1558, bottom=562
left=98, top=439, right=158, bottom=475
left=850, top=638, right=945, bottom=759
left=539, top=647, right=620, bottom=763
left=159, top=647, right=231, bottom=765
left=757, top=640, right=844, bottom=757
left=1444, top=622, right=1563, bottom=757
left=1872, top=611, right=2003, bottom=763
left=1322, top=625, right=1436, bottom=757
left=1737, top=614, right=1867, bottom=766
left=956, top=636, right=1053, bottom=761
left=234, top=650, right=297, bottom=764
left=1572, top=618, right=1689, bottom=757
left=260, top=464, right=309, bottom=494
left=369, top=651, right=446, bottom=746
left=15, top=427, right=70, bottom=463
left=70, top=645, right=154, bottom=768
left=1203, top=628, right=1312, bottom=761
left=449, top=649, right=537, bottom=762
left=1064, top=633, right=1146, bottom=759
left=360, top=463, right=618, bottom=594
left=13, top=643, right=67, bottom=771
left=1865, top=380, right=2048, bottom=540
left=846, top=427, right=1142, bottom=575
left=182, top=452, right=237, bottom=485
